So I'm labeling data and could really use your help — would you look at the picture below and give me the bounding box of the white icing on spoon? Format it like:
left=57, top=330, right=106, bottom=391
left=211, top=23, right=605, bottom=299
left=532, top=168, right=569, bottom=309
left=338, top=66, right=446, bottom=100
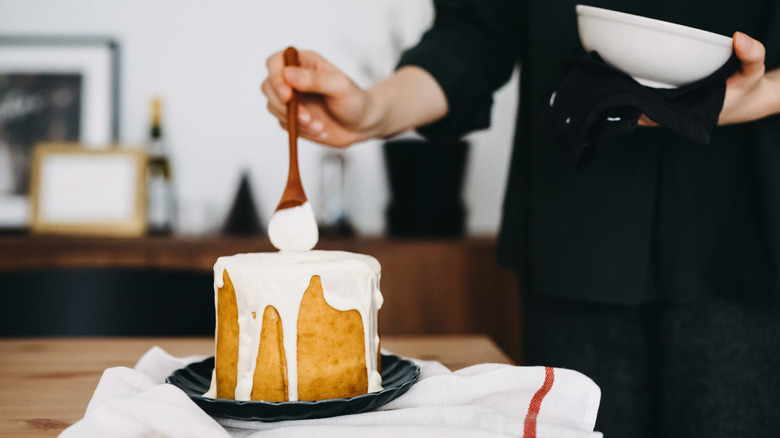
left=268, top=201, right=318, bottom=251
left=268, top=46, right=318, bottom=252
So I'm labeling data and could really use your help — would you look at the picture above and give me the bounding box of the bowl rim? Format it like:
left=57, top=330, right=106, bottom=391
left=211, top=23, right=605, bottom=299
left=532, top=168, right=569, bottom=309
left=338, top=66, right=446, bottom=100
left=576, top=4, right=733, bottom=48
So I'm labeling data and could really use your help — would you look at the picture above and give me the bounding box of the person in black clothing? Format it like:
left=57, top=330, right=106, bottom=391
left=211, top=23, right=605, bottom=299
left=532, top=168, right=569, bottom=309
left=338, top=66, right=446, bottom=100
left=262, top=1, right=780, bottom=436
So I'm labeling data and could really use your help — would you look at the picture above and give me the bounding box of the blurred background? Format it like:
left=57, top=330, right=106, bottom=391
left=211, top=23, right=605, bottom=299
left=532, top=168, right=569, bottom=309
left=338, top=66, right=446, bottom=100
left=0, top=0, right=519, bottom=237
left=0, top=0, right=522, bottom=362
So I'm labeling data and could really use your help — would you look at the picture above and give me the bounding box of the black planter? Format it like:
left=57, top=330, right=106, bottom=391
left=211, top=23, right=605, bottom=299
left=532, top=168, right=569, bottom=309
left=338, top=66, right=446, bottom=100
left=383, top=138, right=469, bottom=237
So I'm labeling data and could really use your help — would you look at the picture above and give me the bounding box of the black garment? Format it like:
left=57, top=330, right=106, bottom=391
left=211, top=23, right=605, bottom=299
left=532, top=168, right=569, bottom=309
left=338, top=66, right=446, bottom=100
left=398, top=0, right=780, bottom=305
left=397, top=3, right=780, bottom=436
left=524, top=294, right=780, bottom=438
left=542, top=51, right=739, bottom=170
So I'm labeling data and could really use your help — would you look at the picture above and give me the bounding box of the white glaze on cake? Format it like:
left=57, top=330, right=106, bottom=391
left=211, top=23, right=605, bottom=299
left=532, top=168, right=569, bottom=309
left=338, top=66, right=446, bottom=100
left=204, top=250, right=384, bottom=401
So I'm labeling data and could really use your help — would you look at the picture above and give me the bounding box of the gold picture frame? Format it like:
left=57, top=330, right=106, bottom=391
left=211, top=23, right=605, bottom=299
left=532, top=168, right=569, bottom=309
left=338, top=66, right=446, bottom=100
left=30, top=143, right=147, bottom=237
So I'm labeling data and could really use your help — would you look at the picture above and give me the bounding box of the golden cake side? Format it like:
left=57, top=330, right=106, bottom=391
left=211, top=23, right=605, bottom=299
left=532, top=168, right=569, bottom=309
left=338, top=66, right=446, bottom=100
left=297, top=274, right=368, bottom=401
left=204, top=250, right=383, bottom=402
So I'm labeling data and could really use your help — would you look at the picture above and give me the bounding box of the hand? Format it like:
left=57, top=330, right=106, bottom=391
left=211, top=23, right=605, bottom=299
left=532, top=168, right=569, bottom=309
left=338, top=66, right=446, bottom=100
left=261, top=49, right=375, bottom=148
left=718, top=32, right=780, bottom=125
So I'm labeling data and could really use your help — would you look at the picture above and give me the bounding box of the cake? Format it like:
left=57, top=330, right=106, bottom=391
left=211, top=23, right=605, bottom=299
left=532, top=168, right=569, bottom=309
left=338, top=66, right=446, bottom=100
left=203, top=250, right=384, bottom=402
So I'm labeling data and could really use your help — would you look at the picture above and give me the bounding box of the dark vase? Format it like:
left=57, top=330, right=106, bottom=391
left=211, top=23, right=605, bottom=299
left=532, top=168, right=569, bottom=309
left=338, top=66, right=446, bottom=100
left=222, top=171, right=263, bottom=236
left=383, top=138, right=469, bottom=237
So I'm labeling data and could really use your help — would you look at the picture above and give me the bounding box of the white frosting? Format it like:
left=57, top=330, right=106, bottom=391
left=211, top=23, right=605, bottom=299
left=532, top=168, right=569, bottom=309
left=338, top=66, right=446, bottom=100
left=204, top=250, right=383, bottom=401
left=268, top=202, right=319, bottom=252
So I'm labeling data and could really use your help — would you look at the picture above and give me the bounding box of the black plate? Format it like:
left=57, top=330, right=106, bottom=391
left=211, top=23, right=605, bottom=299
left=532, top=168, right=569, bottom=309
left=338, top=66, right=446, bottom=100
left=165, top=354, right=420, bottom=421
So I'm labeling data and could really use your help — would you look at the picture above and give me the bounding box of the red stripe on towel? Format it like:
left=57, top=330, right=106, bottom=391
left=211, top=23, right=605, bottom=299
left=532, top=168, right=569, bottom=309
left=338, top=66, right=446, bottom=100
left=523, top=367, right=555, bottom=438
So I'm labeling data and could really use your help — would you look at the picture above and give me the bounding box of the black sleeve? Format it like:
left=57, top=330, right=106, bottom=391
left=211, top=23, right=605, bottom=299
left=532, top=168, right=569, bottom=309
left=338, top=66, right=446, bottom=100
left=396, top=0, right=522, bottom=142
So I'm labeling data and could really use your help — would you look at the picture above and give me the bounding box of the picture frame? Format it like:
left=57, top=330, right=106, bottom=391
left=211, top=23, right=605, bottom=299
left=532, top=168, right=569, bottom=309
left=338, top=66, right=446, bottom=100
left=0, top=36, right=119, bottom=229
left=30, top=144, right=147, bottom=237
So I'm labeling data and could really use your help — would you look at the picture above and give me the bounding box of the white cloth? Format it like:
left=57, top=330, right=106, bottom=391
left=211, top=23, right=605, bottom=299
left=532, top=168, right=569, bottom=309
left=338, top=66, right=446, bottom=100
left=60, top=347, right=602, bottom=438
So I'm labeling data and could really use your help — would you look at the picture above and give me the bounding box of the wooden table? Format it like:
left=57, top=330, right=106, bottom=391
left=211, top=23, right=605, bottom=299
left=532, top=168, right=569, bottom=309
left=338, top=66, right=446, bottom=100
left=0, top=335, right=513, bottom=437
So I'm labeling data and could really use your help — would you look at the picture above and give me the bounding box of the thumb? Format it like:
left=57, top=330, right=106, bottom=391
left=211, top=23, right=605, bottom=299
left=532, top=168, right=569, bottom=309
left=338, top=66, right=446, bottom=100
left=283, top=66, right=355, bottom=97
left=733, top=32, right=766, bottom=78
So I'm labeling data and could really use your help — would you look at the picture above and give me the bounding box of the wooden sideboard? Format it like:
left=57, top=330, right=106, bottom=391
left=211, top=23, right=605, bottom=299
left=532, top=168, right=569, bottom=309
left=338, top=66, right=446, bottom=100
left=0, top=235, right=522, bottom=362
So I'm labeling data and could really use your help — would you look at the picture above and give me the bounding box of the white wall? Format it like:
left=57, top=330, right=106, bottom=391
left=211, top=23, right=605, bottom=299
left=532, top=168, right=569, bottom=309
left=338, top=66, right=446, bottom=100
left=0, top=0, right=517, bottom=236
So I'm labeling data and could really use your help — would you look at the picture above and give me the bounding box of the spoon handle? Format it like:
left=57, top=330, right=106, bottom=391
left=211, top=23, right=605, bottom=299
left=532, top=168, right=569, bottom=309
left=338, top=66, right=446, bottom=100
left=284, top=46, right=300, bottom=153
left=276, top=46, right=306, bottom=211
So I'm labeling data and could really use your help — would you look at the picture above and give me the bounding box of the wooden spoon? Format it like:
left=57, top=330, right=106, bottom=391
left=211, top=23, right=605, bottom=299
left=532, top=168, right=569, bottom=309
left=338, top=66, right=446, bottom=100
left=275, top=46, right=307, bottom=211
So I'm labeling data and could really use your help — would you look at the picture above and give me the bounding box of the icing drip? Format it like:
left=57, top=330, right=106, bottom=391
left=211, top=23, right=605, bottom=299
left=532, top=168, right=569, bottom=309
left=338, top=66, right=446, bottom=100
left=205, top=250, right=383, bottom=401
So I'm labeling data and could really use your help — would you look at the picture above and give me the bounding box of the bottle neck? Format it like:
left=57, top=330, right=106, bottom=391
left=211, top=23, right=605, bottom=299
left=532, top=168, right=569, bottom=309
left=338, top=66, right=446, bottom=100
left=149, top=124, right=165, bottom=156
left=149, top=98, right=165, bottom=155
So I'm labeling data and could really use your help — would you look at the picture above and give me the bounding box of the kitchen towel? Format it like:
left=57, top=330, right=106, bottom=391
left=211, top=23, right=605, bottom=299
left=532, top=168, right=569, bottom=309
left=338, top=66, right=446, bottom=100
left=542, top=51, right=740, bottom=170
left=60, top=347, right=602, bottom=438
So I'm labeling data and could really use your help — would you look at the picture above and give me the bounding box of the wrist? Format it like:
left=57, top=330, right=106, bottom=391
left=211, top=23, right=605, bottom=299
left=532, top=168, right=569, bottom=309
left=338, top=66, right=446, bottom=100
left=358, top=75, right=411, bottom=141
left=765, top=69, right=780, bottom=116
left=355, top=84, right=393, bottom=141
left=352, top=66, right=449, bottom=142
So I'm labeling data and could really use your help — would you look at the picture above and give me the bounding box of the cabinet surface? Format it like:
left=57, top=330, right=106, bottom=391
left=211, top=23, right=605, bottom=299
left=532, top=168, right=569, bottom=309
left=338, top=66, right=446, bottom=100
left=0, top=235, right=522, bottom=361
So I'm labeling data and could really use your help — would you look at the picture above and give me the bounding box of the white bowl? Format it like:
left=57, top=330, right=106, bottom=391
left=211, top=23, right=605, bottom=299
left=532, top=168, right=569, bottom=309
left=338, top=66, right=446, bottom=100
left=576, top=5, right=733, bottom=88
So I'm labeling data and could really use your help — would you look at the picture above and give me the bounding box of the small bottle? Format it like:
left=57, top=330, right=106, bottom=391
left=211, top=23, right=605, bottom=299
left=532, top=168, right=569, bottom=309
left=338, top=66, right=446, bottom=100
left=146, top=97, right=175, bottom=235
left=318, top=150, right=354, bottom=238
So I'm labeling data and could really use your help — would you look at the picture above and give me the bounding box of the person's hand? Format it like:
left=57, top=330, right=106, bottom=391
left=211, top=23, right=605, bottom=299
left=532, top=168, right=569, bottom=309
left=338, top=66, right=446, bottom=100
left=718, top=31, right=780, bottom=125
left=261, top=49, right=375, bottom=148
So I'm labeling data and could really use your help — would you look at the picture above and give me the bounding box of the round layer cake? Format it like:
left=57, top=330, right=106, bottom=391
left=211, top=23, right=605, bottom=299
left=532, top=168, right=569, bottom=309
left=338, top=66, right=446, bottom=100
left=204, top=250, right=383, bottom=402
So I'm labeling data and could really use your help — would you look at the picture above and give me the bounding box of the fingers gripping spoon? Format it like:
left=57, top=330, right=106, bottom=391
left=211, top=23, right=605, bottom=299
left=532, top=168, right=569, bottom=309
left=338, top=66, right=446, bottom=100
left=268, top=47, right=319, bottom=251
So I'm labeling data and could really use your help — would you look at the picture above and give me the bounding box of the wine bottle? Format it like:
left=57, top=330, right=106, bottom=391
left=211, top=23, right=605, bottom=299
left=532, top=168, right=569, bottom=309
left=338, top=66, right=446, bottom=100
left=146, top=97, right=175, bottom=235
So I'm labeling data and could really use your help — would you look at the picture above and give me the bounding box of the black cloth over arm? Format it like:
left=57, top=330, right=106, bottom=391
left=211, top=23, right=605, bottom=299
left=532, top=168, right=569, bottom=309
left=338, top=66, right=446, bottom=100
left=542, top=51, right=740, bottom=170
